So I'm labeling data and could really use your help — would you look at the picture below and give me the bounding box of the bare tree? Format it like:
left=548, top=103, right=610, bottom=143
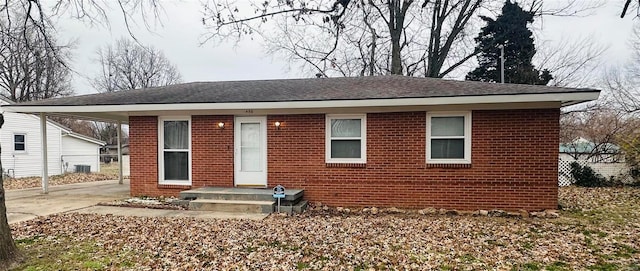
left=203, top=0, right=486, bottom=77
left=92, top=38, right=182, bottom=93
left=91, top=121, right=127, bottom=145
left=1, top=1, right=162, bottom=58
left=560, top=22, right=640, bottom=174
left=47, top=115, right=97, bottom=137
left=0, top=1, right=161, bottom=266
left=202, top=0, right=599, bottom=77
left=621, top=0, right=640, bottom=18
left=561, top=107, right=637, bottom=161
left=604, top=23, right=640, bottom=113
left=0, top=15, right=73, bottom=102
left=535, top=36, right=606, bottom=88
left=90, top=38, right=179, bottom=144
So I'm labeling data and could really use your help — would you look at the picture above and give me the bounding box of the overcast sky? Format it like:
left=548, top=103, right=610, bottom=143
left=53, top=0, right=638, bottom=96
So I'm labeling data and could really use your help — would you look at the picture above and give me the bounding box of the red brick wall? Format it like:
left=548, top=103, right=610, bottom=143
left=191, top=115, right=234, bottom=188
left=129, top=115, right=235, bottom=197
left=129, top=109, right=560, bottom=210
left=129, top=116, right=163, bottom=196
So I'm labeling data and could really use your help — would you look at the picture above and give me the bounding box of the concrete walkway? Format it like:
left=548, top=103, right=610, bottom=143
left=6, top=180, right=267, bottom=224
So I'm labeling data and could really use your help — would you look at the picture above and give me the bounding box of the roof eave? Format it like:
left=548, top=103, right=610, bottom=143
left=2, top=91, right=600, bottom=124
left=3, top=91, right=600, bottom=112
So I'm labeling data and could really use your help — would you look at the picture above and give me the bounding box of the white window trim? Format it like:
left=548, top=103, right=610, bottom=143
left=13, top=133, right=27, bottom=153
left=426, top=111, right=472, bottom=164
left=158, top=116, right=192, bottom=185
left=325, top=114, right=367, bottom=164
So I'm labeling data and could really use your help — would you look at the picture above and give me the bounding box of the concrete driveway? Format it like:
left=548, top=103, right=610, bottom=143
left=6, top=179, right=130, bottom=224
left=6, top=179, right=268, bottom=223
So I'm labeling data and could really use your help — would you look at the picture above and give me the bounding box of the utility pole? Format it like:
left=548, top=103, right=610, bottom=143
left=498, top=45, right=505, bottom=84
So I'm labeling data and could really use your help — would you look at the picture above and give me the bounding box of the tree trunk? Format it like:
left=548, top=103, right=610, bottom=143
left=390, top=33, right=402, bottom=75
left=386, top=0, right=413, bottom=75
left=0, top=114, right=20, bottom=268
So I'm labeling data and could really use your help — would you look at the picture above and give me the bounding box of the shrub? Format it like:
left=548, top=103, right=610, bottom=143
left=618, top=134, right=640, bottom=184
left=569, top=162, right=607, bottom=187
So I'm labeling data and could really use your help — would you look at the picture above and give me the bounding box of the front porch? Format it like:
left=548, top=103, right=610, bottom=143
left=179, top=187, right=307, bottom=214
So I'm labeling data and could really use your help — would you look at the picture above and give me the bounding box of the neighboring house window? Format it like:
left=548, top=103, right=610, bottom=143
left=158, top=117, right=191, bottom=185
left=14, top=134, right=26, bottom=152
left=426, top=112, right=472, bottom=164
left=325, top=114, right=367, bottom=163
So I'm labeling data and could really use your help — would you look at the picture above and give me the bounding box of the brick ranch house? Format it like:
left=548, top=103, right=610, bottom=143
left=3, top=76, right=600, bottom=211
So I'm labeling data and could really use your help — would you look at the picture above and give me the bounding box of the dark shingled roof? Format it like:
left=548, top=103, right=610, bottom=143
left=13, top=75, right=599, bottom=106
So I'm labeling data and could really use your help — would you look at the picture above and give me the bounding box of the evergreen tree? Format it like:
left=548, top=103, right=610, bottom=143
left=466, top=0, right=552, bottom=85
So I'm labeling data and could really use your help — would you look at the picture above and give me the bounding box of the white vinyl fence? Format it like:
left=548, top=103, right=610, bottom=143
left=558, top=158, right=631, bottom=186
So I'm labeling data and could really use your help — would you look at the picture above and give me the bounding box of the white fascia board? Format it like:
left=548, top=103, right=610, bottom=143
left=2, top=92, right=600, bottom=114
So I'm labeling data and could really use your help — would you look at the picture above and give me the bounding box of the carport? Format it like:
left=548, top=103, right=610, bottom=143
left=1, top=105, right=130, bottom=194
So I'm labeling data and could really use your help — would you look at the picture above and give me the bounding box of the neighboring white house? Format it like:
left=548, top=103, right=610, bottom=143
left=1, top=98, right=105, bottom=178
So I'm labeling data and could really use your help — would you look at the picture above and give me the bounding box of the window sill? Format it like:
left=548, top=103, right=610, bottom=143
left=325, top=163, right=367, bottom=168
left=157, top=182, right=192, bottom=188
left=426, top=163, right=472, bottom=169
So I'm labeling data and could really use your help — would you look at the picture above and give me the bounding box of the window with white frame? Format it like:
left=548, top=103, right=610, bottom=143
left=326, top=114, right=367, bottom=163
left=158, top=117, right=191, bottom=185
left=14, top=133, right=26, bottom=152
left=426, top=112, right=471, bottom=164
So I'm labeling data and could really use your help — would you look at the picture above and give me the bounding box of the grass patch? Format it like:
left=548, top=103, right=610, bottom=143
left=353, top=263, right=368, bottom=271
left=14, top=236, right=40, bottom=245
left=614, top=243, right=639, bottom=258
left=486, top=239, right=506, bottom=247
left=12, top=236, right=137, bottom=270
left=296, top=262, right=310, bottom=269
left=458, top=253, right=477, bottom=263
left=511, top=262, right=541, bottom=271
left=587, top=262, right=619, bottom=271
left=625, top=264, right=640, bottom=271
left=99, top=162, right=121, bottom=176
left=546, top=261, right=571, bottom=271
left=521, top=241, right=534, bottom=250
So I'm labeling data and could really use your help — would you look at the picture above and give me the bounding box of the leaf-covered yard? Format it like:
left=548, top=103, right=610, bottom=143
left=4, top=163, right=120, bottom=190
left=9, top=187, right=640, bottom=270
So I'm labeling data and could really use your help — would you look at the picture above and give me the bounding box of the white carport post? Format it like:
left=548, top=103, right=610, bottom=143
left=117, top=120, right=123, bottom=185
left=40, top=113, right=49, bottom=194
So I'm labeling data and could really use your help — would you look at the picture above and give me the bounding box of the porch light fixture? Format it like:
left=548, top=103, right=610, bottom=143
left=218, top=122, right=225, bottom=129
left=274, top=121, right=281, bottom=130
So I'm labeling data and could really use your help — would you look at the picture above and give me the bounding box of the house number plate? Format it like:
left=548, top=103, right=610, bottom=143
left=273, top=185, right=286, bottom=199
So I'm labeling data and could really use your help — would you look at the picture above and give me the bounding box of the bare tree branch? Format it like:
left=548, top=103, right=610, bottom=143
left=535, top=36, right=606, bottom=88
left=0, top=13, right=73, bottom=102
left=91, top=38, right=182, bottom=93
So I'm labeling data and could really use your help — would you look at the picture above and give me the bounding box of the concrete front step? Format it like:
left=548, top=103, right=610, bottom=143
left=180, top=187, right=304, bottom=202
left=275, top=200, right=309, bottom=215
left=189, top=199, right=275, bottom=214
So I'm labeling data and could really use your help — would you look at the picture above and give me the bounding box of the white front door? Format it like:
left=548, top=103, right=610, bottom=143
left=234, top=116, right=267, bottom=187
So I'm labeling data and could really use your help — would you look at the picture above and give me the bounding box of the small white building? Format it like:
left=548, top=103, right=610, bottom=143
left=1, top=98, right=105, bottom=178
left=558, top=137, right=630, bottom=186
